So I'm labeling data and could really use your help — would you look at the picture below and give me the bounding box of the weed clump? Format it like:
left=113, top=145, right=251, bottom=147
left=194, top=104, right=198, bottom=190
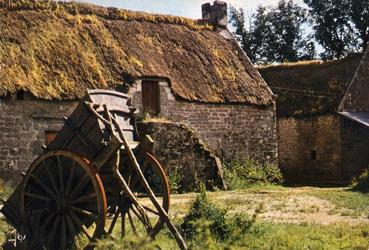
left=351, top=167, right=369, bottom=192
left=181, top=186, right=230, bottom=241
left=224, top=157, right=283, bottom=190
left=95, top=235, right=155, bottom=250
left=168, top=168, right=183, bottom=194
left=187, top=219, right=222, bottom=250
left=0, top=178, right=13, bottom=201
left=180, top=185, right=259, bottom=249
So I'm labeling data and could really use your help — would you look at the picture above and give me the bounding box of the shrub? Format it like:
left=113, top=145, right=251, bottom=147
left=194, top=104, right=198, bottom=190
left=168, top=168, right=183, bottom=194
left=187, top=219, right=223, bottom=250
left=224, top=157, right=283, bottom=189
left=351, top=167, right=369, bottom=192
left=180, top=186, right=231, bottom=241
left=0, top=178, right=13, bottom=201
left=180, top=185, right=259, bottom=248
left=95, top=236, right=155, bottom=250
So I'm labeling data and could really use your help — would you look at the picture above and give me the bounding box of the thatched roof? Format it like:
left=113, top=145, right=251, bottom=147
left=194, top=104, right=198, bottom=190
left=258, top=54, right=362, bottom=117
left=0, top=1, right=273, bottom=105
left=339, top=46, right=369, bottom=112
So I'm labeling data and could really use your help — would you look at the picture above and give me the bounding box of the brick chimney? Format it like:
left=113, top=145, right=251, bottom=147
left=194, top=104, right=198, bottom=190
left=201, top=1, right=228, bottom=29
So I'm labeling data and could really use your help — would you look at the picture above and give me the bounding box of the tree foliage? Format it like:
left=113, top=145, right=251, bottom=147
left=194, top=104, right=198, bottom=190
left=303, top=0, right=366, bottom=59
left=349, top=0, right=369, bottom=51
left=304, top=0, right=352, bottom=59
left=230, top=0, right=369, bottom=63
left=230, top=0, right=315, bottom=64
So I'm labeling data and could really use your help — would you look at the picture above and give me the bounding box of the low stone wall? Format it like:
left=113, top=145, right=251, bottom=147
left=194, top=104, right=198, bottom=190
left=0, top=98, right=77, bottom=182
left=138, top=121, right=226, bottom=191
left=278, top=115, right=342, bottom=183
left=130, top=80, right=278, bottom=165
left=341, top=118, right=369, bottom=182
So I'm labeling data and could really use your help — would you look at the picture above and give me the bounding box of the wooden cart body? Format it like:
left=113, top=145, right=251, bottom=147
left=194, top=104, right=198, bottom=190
left=3, top=90, right=132, bottom=228
left=1, top=90, right=185, bottom=249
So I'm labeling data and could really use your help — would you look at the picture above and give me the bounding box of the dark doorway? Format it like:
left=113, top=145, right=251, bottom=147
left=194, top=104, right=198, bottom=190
left=310, top=150, right=317, bottom=161
left=142, top=80, right=160, bottom=115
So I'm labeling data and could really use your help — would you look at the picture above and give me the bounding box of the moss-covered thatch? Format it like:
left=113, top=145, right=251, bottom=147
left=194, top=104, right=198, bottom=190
left=0, top=0, right=273, bottom=105
left=258, top=54, right=362, bottom=117
left=339, top=47, right=369, bottom=112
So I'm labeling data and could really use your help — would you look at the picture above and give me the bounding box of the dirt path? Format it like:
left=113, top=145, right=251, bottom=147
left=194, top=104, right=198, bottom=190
left=168, top=187, right=369, bottom=225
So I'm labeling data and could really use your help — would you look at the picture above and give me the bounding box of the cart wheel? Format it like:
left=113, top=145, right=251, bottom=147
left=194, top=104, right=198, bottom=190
left=107, top=152, right=170, bottom=239
left=22, top=150, right=107, bottom=249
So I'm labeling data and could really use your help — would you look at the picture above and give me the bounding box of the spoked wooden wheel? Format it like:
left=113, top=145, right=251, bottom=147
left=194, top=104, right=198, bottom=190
left=22, top=150, right=107, bottom=249
left=106, top=152, right=170, bottom=239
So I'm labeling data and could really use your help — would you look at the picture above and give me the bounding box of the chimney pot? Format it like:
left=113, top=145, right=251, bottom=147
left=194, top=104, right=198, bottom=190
left=201, top=1, right=228, bottom=29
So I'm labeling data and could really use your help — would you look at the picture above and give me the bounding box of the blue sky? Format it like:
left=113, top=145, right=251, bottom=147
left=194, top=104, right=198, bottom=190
left=78, top=0, right=307, bottom=19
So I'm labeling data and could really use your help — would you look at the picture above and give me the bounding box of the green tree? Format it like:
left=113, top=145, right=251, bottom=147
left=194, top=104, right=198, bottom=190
left=350, top=0, right=369, bottom=51
left=230, top=0, right=315, bottom=64
left=270, top=0, right=314, bottom=62
left=229, top=7, right=253, bottom=61
left=303, top=0, right=368, bottom=59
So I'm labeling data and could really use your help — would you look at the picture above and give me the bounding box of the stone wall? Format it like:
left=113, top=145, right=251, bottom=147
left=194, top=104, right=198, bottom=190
left=341, top=118, right=369, bottom=182
left=138, top=122, right=225, bottom=191
left=0, top=97, right=77, bottom=182
left=129, top=80, right=278, bottom=165
left=278, top=115, right=342, bottom=183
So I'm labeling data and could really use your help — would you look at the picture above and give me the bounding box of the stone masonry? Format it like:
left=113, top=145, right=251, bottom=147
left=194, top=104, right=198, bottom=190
left=129, top=80, right=278, bottom=165
left=341, top=118, right=369, bottom=182
left=138, top=121, right=226, bottom=191
left=0, top=80, right=278, bottom=184
left=278, top=115, right=342, bottom=183
left=0, top=97, right=77, bottom=182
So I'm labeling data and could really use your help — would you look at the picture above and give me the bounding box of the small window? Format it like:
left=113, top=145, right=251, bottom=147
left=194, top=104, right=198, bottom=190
left=45, top=131, right=58, bottom=145
left=16, top=90, right=24, bottom=100
left=142, top=80, right=160, bottom=115
left=310, top=150, right=317, bottom=160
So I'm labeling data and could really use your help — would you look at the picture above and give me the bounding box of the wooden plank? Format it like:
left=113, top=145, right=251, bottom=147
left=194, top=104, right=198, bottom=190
left=92, top=136, right=122, bottom=169
left=47, top=103, right=91, bottom=150
left=64, top=118, right=99, bottom=155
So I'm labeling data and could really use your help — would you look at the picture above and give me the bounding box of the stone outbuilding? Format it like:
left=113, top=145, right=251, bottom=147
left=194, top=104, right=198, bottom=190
left=339, top=47, right=369, bottom=181
left=0, top=1, right=278, bottom=187
left=260, top=49, right=369, bottom=184
left=259, top=54, right=362, bottom=183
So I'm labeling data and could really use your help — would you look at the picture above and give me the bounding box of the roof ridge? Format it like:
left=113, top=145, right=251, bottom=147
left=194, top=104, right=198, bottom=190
left=257, top=53, right=363, bottom=70
left=0, top=0, right=213, bottom=30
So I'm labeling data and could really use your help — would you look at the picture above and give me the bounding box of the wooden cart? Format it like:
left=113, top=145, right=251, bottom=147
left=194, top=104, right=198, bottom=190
left=1, top=90, right=186, bottom=249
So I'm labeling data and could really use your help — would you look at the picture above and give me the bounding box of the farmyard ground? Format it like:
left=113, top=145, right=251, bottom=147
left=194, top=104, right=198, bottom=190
left=1, top=184, right=369, bottom=249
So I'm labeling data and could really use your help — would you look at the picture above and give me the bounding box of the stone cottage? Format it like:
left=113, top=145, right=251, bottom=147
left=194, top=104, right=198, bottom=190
left=259, top=54, right=362, bottom=183
left=338, top=46, right=369, bottom=181
left=0, top=1, right=278, bottom=186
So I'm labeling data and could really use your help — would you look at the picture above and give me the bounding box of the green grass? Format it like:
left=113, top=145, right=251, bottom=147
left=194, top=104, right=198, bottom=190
left=94, top=221, right=369, bottom=250
left=0, top=179, right=15, bottom=245
left=96, top=186, right=369, bottom=250
left=1, top=182, right=369, bottom=249
left=229, top=222, right=369, bottom=250
left=311, top=188, right=369, bottom=217
left=0, top=178, right=13, bottom=201
left=0, top=218, right=9, bottom=244
left=240, top=183, right=288, bottom=191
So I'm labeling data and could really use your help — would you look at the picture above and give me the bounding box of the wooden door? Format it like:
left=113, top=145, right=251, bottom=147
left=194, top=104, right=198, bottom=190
left=142, top=80, right=160, bottom=115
